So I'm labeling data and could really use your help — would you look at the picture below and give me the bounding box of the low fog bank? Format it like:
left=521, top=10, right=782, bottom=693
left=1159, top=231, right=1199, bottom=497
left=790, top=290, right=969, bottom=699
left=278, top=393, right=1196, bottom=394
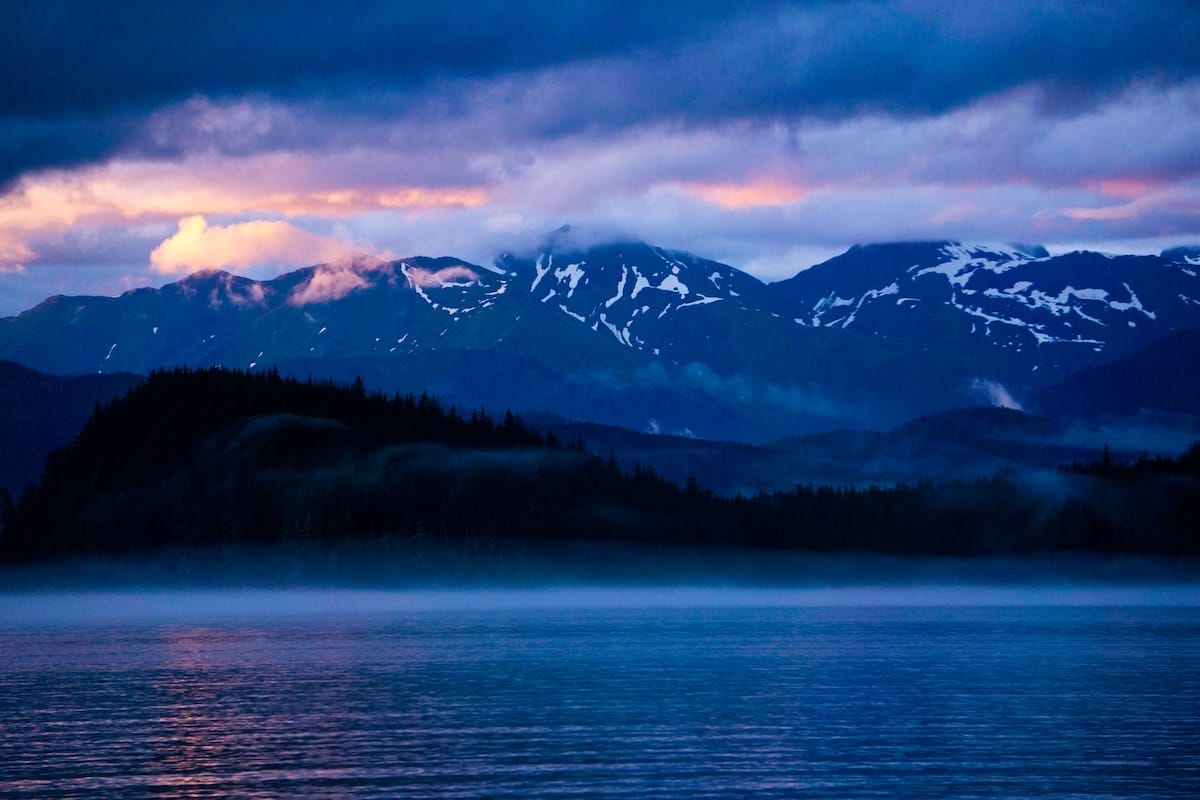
left=6, top=583, right=1200, bottom=629
left=2, top=537, right=1200, bottom=599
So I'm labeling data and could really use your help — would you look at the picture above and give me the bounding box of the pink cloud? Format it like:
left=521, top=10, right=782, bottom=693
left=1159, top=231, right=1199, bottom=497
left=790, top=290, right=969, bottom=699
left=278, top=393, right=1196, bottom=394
left=0, top=154, right=487, bottom=272
left=149, top=215, right=360, bottom=274
left=288, top=264, right=372, bottom=305
left=1098, top=178, right=1166, bottom=199
left=2, top=79, right=1199, bottom=307
left=287, top=261, right=480, bottom=306
left=0, top=234, right=33, bottom=268
left=930, top=202, right=980, bottom=225
left=1057, top=204, right=1142, bottom=222
left=675, top=179, right=808, bottom=209
left=406, top=265, right=479, bottom=287
left=215, top=273, right=268, bottom=308
left=1046, top=184, right=1200, bottom=226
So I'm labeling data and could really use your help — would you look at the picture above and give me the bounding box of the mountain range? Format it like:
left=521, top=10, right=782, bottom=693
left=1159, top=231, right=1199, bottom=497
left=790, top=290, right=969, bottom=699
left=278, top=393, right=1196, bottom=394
left=2, top=238, right=1199, bottom=443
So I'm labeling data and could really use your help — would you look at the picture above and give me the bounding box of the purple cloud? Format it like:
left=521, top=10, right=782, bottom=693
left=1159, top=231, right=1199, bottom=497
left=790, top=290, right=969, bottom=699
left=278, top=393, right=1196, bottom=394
left=1, top=1, right=1199, bottom=315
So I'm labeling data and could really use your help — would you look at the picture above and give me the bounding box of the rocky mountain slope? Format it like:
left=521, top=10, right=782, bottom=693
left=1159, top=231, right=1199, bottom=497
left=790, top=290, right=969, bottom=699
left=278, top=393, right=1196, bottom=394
left=2, top=240, right=1198, bottom=441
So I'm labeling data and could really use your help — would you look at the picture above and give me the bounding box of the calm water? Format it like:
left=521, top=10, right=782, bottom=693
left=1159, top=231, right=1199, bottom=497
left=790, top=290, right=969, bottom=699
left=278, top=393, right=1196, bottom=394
left=2, top=588, right=1199, bottom=798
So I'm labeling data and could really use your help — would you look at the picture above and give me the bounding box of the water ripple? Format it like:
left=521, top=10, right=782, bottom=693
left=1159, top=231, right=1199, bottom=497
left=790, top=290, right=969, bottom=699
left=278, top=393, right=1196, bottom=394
left=2, top=603, right=1198, bottom=798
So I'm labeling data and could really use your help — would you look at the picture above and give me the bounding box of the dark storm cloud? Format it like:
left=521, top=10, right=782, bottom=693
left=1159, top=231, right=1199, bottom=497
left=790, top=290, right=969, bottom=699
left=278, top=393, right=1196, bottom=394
left=2, top=0, right=1199, bottom=186
left=0, top=116, right=137, bottom=191
left=0, top=1, right=783, bottom=116
left=0, top=0, right=785, bottom=182
left=765, top=0, right=1200, bottom=117
left=0, top=0, right=739, bottom=181
left=519, top=0, right=1200, bottom=131
left=4, top=1, right=1195, bottom=119
left=1, top=0, right=1199, bottom=295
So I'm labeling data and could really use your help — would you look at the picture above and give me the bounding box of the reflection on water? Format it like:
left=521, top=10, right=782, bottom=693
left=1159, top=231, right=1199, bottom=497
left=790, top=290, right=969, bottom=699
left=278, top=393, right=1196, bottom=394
left=2, top=590, right=1199, bottom=798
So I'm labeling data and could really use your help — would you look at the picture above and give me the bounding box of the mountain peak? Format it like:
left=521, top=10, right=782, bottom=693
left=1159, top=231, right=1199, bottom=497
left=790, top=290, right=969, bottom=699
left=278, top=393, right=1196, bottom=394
left=520, top=224, right=648, bottom=258
left=1162, top=245, right=1200, bottom=264
left=176, top=267, right=236, bottom=285
left=848, top=239, right=955, bottom=251
left=1009, top=242, right=1050, bottom=259
left=843, top=240, right=1047, bottom=261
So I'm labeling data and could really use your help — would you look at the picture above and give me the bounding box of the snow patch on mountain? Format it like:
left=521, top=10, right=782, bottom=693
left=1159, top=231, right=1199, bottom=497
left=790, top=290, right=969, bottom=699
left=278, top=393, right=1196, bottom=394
left=631, top=270, right=652, bottom=299
left=604, top=266, right=629, bottom=308
left=554, top=261, right=586, bottom=297
left=983, top=284, right=1113, bottom=319
left=658, top=274, right=689, bottom=296
left=598, top=312, right=629, bottom=345
left=838, top=282, right=900, bottom=328
left=912, top=243, right=1031, bottom=288
left=1108, top=283, right=1156, bottom=319
left=676, top=296, right=721, bottom=309
left=809, top=283, right=900, bottom=328
left=944, top=292, right=1102, bottom=350
left=530, top=254, right=552, bottom=292
left=559, top=304, right=586, bottom=323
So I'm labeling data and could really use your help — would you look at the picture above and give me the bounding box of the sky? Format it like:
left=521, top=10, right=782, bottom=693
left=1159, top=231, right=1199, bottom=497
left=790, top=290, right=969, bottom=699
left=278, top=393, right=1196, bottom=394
left=1, top=0, right=1199, bottom=316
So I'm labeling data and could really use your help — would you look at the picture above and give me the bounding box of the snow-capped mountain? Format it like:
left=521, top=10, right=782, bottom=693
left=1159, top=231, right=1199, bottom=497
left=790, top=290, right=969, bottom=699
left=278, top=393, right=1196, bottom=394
left=768, top=241, right=1200, bottom=387
left=497, top=241, right=767, bottom=354
left=0, top=257, right=522, bottom=375
left=2, top=240, right=1199, bottom=441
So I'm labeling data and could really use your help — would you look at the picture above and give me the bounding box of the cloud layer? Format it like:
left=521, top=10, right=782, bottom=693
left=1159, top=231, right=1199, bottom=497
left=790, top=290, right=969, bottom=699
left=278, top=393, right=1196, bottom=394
left=149, top=216, right=362, bottom=275
left=1, top=1, right=1199, bottom=314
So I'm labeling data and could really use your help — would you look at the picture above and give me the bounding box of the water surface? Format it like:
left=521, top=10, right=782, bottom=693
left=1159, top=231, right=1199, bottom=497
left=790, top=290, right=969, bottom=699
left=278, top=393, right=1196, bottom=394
left=2, top=587, right=1199, bottom=798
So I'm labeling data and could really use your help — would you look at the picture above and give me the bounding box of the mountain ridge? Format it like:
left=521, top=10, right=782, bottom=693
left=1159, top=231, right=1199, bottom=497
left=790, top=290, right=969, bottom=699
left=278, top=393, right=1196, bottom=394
left=2, top=239, right=1198, bottom=441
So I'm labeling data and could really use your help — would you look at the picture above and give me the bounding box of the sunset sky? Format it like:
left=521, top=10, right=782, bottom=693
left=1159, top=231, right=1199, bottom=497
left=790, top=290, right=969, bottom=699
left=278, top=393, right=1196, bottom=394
left=1, top=0, right=1199, bottom=315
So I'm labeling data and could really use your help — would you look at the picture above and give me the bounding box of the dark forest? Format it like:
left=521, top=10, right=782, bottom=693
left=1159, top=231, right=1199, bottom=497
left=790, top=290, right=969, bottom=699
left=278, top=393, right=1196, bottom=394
left=2, top=368, right=1197, bottom=563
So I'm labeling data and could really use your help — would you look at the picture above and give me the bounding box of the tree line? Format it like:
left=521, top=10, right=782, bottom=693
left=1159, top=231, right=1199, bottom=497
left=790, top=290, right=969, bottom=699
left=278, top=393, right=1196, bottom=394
left=1, top=367, right=1197, bottom=562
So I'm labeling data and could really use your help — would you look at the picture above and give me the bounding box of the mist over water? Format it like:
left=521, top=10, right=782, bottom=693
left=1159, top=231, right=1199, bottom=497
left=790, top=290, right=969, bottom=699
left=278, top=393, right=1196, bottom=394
left=4, top=541, right=1200, bottom=626
left=4, top=583, right=1200, bottom=630
left=4, top=547, right=1199, bottom=798
left=5, top=537, right=1200, bottom=588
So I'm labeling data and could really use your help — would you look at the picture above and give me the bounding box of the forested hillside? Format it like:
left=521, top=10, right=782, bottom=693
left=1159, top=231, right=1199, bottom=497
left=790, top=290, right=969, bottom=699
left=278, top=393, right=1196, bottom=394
left=2, top=369, right=1197, bottom=562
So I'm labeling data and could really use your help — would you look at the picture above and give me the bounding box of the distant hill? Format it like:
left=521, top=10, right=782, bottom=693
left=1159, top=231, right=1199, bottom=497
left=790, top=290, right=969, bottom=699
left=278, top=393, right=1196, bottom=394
left=0, top=361, right=1164, bottom=508
left=542, top=406, right=1104, bottom=495
left=4, top=366, right=768, bottom=562
left=3, top=368, right=1197, bottom=562
left=1033, top=329, right=1200, bottom=420
left=763, top=407, right=1096, bottom=489
left=0, top=360, right=140, bottom=493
